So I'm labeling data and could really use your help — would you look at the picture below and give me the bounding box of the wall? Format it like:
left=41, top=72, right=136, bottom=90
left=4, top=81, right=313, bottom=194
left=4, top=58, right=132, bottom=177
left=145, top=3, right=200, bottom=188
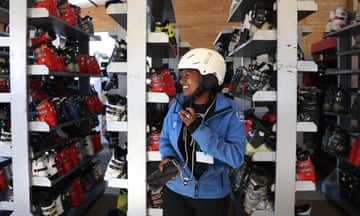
left=81, top=5, right=117, bottom=33
left=171, top=0, right=235, bottom=49
left=82, top=0, right=356, bottom=56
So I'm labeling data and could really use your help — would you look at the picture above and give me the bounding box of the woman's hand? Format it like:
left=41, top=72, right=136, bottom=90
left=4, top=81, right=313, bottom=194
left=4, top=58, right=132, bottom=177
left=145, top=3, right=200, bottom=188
left=178, top=107, right=196, bottom=126
left=159, top=158, right=179, bottom=183
left=159, top=158, right=171, bottom=171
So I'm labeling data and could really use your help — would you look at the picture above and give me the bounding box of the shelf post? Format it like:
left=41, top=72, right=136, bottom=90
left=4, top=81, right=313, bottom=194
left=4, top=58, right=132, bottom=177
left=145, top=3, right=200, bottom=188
left=9, top=0, right=32, bottom=215
left=275, top=0, right=298, bottom=215
left=127, top=0, right=147, bottom=215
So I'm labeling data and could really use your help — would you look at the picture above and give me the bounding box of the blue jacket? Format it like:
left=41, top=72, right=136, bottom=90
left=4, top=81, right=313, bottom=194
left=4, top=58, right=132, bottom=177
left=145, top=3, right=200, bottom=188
left=159, top=92, right=246, bottom=199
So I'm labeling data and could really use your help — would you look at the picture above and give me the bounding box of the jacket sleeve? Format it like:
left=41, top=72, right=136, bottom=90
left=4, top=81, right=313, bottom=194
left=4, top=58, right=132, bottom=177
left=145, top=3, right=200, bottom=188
left=159, top=103, right=178, bottom=160
left=191, top=106, right=246, bottom=168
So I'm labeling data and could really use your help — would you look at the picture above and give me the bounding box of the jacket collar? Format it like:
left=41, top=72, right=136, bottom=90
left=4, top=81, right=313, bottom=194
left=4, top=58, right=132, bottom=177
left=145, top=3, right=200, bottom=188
left=173, top=92, right=232, bottom=114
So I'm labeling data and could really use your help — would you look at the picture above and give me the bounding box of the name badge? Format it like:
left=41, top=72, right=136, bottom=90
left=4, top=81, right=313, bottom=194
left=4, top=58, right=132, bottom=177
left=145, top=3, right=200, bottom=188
left=196, top=151, right=214, bottom=164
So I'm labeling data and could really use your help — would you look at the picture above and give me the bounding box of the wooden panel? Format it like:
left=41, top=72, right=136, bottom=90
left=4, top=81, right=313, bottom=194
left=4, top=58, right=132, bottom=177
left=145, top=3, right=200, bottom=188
left=81, top=5, right=118, bottom=32
left=172, top=0, right=236, bottom=49
left=82, top=0, right=354, bottom=56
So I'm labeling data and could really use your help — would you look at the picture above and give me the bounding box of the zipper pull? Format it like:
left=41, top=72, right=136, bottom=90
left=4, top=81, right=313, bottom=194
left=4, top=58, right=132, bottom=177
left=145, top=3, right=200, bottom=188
left=182, top=177, right=189, bottom=187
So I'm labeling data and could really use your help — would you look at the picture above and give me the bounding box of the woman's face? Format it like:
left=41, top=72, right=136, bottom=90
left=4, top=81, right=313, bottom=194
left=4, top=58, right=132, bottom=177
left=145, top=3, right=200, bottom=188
left=179, top=69, right=201, bottom=97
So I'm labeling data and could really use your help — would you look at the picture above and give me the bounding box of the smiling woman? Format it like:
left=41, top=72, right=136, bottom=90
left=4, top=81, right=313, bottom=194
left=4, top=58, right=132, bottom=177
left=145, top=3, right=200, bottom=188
left=158, top=48, right=247, bottom=216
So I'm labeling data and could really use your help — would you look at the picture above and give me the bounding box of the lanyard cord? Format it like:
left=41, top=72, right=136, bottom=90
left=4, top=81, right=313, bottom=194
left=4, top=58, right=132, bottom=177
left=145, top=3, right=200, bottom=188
left=181, top=127, right=196, bottom=186
left=180, top=97, right=216, bottom=187
left=196, top=97, right=216, bottom=121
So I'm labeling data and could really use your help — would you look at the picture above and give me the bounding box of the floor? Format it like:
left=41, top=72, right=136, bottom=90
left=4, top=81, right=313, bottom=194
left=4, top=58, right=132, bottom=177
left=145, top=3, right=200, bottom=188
left=83, top=191, right=349, bottom=216
left=82, top=145, right=351, bottom=216
left=296, top=199, right=348, bottom=216
left=84, top=193, right=119, bottom=216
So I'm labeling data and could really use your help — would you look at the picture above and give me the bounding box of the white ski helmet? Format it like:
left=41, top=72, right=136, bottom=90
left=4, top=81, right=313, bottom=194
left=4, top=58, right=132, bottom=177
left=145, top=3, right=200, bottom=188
left=178, top=48, right=226, bottom=86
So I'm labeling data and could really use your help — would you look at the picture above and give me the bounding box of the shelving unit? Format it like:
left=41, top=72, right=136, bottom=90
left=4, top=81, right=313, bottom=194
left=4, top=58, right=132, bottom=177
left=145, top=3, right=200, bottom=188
left=228, top=0, right=317, bottom=23
left=1, top=1, right=326, bottom=215
left=320, top=17, right=360, bottom=216
left=104, top=1, right=176, bottom=215
left=224, top=0, right=318, bottom=215
left=0, top=1, right=106, bottom=215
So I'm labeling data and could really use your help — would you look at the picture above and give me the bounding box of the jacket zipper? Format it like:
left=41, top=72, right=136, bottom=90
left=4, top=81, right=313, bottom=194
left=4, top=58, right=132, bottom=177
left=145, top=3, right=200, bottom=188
left=195, top=180, right=199, bottom=199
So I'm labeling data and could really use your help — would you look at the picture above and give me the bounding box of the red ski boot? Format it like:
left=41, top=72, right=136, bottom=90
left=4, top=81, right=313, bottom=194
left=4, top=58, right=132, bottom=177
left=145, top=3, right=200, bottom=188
left=296, top=149, right=316, bottom=184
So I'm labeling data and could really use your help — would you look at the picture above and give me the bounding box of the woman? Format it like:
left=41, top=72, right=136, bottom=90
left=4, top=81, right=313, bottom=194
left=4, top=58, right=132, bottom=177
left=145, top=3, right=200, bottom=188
left=159, top=48, right=246, bottom=216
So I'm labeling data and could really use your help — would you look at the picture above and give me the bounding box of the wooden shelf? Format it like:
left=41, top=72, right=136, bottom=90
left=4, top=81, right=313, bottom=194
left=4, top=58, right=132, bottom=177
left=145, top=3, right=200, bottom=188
left=228, top=0, right=317, bottom=22
left=325, top=21, right=360, bottom=37
left=229, top=30, right=276, bottom=57
left=106, top=3, right=127, bottom=30
left=28, top=8, right=91, bottom=41
left=147, top=32, right=176, bottom=58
